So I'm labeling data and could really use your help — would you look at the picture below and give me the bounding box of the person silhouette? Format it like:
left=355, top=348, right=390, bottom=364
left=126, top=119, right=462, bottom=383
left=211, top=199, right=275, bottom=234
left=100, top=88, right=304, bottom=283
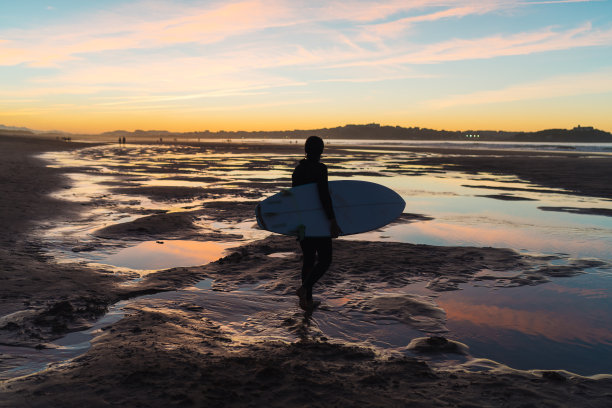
left=292, top=136, right=341, bottom=310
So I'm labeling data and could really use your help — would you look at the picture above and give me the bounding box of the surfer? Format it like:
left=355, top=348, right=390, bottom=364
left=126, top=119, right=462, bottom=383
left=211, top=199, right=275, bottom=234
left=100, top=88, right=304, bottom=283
left=292, top=136, right=341, bottom=310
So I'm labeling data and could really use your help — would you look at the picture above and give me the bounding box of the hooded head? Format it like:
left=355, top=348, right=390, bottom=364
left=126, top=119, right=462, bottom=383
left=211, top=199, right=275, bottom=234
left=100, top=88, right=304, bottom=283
left=305, top=135, right=324, bottom=161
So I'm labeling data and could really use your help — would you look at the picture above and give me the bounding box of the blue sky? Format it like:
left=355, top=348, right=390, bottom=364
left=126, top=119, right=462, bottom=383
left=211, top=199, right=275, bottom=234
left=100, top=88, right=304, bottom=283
left=1, top=0, right=611, bottom=133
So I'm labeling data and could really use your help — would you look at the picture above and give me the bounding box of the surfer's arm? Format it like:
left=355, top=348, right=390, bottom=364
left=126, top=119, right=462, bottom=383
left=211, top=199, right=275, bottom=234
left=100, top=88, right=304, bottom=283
left=316, top=165, right=336, bottom=221
left=329, top=218, right=341, bottom=238
left=319, top=186, right=340, bottom=238
left=291, top=167, right=300, bottom=187
left=317, top=165, right=341, bottom=237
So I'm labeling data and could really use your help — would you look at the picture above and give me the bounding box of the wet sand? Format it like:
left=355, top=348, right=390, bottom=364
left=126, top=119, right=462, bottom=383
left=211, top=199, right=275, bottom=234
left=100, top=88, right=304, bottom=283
left=1, top=134, right=612, bottom=407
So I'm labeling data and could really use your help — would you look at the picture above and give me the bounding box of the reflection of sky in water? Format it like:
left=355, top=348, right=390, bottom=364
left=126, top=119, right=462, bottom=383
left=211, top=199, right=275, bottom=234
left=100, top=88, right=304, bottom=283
left=434, top=272, right=612, bottom=375
left=103, top=240, right=229, bottom=270
left=350, top=174, right=612, bottom=261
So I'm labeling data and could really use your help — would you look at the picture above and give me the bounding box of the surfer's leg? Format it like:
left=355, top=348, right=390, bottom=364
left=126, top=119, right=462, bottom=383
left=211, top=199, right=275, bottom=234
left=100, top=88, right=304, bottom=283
left=300, top=238, right=316, bottom=282
left=304, top=237, right=332, bottom=298
left=298, top=238, right=316, bottom=307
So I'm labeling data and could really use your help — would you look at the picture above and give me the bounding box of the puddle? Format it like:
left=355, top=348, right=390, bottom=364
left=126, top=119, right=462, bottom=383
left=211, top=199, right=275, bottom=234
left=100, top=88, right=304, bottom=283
left=0, top=301, right=127, bottom=381
left=103, top=240, right=230, bottom=270
left=435, top=272, right=612, bottom=376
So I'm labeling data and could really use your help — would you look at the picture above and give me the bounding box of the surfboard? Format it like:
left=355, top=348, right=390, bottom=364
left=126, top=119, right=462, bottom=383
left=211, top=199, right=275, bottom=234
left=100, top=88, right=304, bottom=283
left=255, top=180, right=405, bottom=237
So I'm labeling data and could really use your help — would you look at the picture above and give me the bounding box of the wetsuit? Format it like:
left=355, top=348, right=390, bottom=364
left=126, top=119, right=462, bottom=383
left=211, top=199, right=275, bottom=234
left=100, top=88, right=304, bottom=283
left=292, top=158, right=335, bottom=302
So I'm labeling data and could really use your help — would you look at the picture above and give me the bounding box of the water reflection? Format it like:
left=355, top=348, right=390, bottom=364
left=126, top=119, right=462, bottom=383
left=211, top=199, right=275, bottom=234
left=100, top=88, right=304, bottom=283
left=365, top=219, right=612, bottom=258
left=0, top=300, right=127, bottom=381
left=435, top=273, right=612, bottom=375
left=104, top=240, right=228, bottom=270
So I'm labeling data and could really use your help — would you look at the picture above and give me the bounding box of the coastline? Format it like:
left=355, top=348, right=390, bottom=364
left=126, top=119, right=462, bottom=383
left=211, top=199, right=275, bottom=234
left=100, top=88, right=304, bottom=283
left=1, top=134, right=612, bottom=407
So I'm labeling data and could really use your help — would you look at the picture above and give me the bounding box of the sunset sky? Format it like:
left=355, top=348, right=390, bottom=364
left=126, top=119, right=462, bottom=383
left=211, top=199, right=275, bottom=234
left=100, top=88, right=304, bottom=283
left=1, top=0, right=611, bottom=133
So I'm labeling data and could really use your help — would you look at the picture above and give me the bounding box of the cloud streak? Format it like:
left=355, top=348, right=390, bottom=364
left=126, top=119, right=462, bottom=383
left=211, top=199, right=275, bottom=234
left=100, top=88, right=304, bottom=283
left=426, top=70, right=612, bottom=108
left=335, top=22, right=612, bottom=68
left=2, top=0, right=607, bottom=68
left=0, top=0, right=296, bottom=67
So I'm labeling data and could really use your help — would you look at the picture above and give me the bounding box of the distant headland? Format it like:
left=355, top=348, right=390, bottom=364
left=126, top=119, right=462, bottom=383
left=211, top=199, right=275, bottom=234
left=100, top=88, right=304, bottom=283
left=2, top=123, right=612, bottom=143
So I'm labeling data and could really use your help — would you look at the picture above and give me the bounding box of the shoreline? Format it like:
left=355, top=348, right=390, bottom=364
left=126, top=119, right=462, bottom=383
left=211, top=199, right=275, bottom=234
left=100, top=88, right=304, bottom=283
left=1, top=134, right=611, bottom=407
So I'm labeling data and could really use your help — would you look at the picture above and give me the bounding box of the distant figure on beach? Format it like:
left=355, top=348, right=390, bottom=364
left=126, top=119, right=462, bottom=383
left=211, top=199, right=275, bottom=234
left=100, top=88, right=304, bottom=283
left=293, top=136, right=341, bottom=310
left=122, top=136, right=126, bottom=144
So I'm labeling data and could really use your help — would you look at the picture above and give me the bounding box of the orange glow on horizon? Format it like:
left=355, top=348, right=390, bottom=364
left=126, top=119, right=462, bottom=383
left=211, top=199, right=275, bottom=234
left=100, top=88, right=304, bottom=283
left=3, top=111, right=610, bottom=135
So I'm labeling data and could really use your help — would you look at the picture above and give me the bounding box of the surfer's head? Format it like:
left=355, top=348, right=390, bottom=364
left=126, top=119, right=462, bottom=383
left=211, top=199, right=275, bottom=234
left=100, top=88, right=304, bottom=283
left=305, top=136, right=324, bottom=161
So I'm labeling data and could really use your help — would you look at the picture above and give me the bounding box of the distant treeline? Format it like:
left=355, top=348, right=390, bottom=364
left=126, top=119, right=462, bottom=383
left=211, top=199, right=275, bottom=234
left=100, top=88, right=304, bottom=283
left=3, top=123, right=612, bottom=143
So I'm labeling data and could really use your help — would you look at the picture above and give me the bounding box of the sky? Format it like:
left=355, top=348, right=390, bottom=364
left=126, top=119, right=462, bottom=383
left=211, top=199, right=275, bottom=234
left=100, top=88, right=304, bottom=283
left=1, top=0, right=611, bottom=134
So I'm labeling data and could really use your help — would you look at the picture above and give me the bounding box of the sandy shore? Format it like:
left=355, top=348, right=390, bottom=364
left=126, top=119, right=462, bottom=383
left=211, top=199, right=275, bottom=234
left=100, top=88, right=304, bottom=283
left=1, top=135, right=612, bottom=407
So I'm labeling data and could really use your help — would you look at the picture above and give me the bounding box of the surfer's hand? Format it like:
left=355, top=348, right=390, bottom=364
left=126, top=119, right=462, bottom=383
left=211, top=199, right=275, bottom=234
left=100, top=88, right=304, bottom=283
left=330, top=219, right=341, bottom=238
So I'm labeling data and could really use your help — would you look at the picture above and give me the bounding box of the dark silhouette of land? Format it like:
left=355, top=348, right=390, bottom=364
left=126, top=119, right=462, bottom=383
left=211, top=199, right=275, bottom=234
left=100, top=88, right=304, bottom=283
left=3, top=123, right=612, bottom=143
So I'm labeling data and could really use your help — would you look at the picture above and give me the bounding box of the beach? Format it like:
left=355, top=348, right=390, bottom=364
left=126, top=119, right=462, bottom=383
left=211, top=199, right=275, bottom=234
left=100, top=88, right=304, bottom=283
left=1, top=134, right=612, bottom=407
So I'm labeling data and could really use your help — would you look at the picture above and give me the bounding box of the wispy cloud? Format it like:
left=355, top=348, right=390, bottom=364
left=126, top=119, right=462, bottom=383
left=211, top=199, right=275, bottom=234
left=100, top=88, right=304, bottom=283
left=333, top=22, right=612, bottom=68
left=426, top=70, right=612, bottom=108
left=356, top=3, right=502, bottom=42
left=4, top=0, right=605, bottom=68
left=404, top=23, right=612, bottom=63
left=314, top=73, right=436, bottom=83
left=519, top=0, right=601, bottom=4
left=0, top=0, right=295, bottom=67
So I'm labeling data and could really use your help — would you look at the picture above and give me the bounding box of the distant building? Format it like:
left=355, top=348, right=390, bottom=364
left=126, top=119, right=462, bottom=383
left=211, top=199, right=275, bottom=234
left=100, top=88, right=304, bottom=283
left=573, top=125, right=594, bottom=131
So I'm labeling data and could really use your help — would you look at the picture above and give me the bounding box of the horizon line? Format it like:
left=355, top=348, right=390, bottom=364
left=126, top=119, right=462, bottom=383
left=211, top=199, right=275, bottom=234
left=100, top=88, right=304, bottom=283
left=2, top=122, right=610, bottom=136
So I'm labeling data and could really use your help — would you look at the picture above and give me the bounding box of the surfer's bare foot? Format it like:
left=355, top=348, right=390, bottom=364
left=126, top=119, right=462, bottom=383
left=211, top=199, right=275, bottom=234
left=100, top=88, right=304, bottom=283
left=296, top=286, right=309, bottom=309
left=300, top=299, right=320, bottom=312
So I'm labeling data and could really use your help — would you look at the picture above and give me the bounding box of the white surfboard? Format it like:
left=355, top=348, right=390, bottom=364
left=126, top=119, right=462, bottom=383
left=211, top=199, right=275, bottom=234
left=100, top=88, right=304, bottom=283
left=255, top=180, right=405, bottom=237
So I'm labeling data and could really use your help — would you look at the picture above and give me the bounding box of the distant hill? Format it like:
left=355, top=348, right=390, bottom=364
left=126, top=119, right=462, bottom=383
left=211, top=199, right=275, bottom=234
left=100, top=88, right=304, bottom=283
left=0, top=124, right=37, bottom=134
left=511, top=126, right=612, bottom=143
left=102, top=124, right=612, bottom=143
left=0, top=124, right=37, bottom=137
left=0, top=124, right=70, bottom=137
left=3, top=123, right=612, bottom=143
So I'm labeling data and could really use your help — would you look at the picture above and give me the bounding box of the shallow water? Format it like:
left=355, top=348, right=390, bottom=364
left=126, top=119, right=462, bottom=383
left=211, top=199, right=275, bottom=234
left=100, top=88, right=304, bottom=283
left=438, top=272, right=612, bottom=375
left=0, top=301, right=128, bottom=381
left=103, top=240, right=229, bottom=270
left=20, top=143, right=612, bottom=378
